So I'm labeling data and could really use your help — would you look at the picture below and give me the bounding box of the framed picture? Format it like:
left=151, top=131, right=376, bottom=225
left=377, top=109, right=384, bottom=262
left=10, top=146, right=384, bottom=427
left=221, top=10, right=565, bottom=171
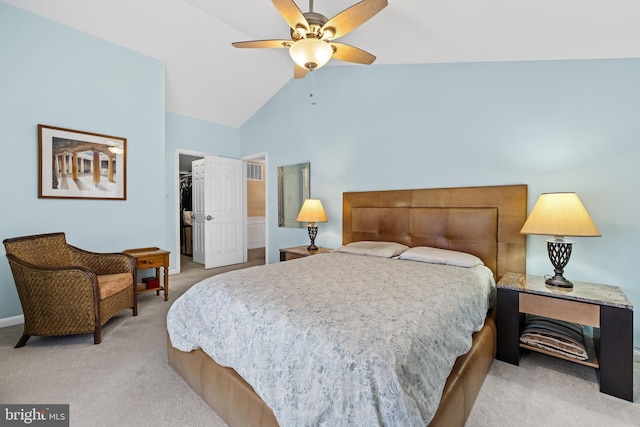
left=38, top=124, right=127, bottom=200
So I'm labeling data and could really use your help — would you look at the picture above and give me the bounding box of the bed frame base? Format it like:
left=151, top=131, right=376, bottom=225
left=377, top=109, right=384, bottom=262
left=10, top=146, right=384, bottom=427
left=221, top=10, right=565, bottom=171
left=167, top=340, right=278, bottom=427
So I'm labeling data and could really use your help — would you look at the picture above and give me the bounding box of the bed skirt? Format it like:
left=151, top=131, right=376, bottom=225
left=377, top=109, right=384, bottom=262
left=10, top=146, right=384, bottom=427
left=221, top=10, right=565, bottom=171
left=167, top=307, right=496, bottom=426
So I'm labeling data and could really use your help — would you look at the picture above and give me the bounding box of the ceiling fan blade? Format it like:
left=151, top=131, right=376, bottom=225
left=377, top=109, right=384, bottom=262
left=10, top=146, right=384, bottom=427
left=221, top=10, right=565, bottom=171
left=330, top=42, right=376, bottom=64
left=272, top=0, right=309, bottom=32
left=322, top=0, right=388, bottom=40
left=232, top=40, right=292, bottom=49
left=294, top=64, right=308, bottom=79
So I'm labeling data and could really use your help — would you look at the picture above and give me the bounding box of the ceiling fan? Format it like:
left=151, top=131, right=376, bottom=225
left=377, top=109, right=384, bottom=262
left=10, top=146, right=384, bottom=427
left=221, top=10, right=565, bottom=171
left=232, top=0, right=388, bottom=79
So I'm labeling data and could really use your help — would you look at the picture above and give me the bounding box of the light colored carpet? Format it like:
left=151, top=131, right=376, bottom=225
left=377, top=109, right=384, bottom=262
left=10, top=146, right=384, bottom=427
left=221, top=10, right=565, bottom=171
left=1, top=249, right=638, bottom=426
left=468, top=352, right=640, bottom=427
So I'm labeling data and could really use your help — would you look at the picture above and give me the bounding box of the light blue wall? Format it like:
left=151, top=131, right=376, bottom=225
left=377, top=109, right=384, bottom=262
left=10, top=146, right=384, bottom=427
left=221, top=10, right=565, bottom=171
left=240, top=60, right=640, bottom=346
left=0, top=3, right=166, bottom=318
left=3, top=1, right=639, bottom=349
left=164, top=112, right=240, bottom=271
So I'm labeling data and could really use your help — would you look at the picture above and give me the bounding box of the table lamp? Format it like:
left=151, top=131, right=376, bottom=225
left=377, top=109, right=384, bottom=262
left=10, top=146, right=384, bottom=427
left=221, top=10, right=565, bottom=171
left=296, top=199, right=328, bottom=251
left=520, top=192, right=601, bottom=289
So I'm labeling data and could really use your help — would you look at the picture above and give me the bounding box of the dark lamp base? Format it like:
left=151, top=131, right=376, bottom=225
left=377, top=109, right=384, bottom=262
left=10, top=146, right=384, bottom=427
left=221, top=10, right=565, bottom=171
left=306, top=224, right=318, bottom=252
left=545, top=274, right=573, bottom=289
left=545, top=239, right=574, bottom=289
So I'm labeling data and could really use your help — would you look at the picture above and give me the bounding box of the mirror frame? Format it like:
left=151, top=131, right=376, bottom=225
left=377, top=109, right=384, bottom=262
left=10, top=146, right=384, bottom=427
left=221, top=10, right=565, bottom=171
left=278, top=162, right=310, bottom=228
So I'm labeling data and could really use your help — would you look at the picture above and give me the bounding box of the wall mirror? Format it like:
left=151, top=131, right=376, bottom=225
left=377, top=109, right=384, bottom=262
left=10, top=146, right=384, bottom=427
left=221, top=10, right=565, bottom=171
left=278, top=162, right=310, bottom=228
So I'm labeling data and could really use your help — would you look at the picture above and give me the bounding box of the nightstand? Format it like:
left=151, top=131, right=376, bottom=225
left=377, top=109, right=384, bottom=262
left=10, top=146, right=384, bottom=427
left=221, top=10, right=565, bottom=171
left=496, top=272, right=633, bottom=401
left=279, top=245, right=332, bottom=261
left=123, top=247, right=170, bottom=301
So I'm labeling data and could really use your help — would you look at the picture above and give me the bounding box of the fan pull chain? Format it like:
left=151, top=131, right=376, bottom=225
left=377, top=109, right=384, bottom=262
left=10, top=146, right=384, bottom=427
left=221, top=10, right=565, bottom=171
left=309, top=71, right=317, bottom=106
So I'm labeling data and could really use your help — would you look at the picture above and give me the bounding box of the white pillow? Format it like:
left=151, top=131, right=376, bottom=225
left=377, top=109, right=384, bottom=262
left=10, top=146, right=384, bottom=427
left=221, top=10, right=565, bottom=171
left=334, top=241, right=410, bottom=258
left=398, top=246, right=484, bottom=268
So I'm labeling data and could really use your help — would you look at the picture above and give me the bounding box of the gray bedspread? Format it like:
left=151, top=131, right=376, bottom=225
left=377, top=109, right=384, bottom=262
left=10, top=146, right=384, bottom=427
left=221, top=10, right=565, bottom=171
left=167, top=251, right=495, bottom=426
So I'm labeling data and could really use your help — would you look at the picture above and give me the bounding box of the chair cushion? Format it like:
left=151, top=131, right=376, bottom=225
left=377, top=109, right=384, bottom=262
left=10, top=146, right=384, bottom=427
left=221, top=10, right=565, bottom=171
left=97, top=273, right=133, bottom=300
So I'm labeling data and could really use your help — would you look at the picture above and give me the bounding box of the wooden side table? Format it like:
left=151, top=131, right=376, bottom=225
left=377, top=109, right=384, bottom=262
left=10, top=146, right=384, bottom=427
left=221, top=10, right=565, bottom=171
left=279, top=245, right=332, bottom=261
left=124, top=247, right=170, bottom=301
left=496, top=272, right=634, bottom=401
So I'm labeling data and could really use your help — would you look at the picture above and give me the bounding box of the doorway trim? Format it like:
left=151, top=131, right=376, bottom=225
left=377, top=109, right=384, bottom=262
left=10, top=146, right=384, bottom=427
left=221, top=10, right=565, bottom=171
left=242, top=151, right=269, bottom=263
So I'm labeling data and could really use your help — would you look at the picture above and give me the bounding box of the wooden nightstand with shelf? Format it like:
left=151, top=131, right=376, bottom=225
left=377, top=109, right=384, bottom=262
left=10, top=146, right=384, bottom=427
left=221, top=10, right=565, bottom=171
left=496, top=272, right=633, bottom=401
left=123, top=247, right=170, bottom=301
left=279, top=245, right=332, bottom=261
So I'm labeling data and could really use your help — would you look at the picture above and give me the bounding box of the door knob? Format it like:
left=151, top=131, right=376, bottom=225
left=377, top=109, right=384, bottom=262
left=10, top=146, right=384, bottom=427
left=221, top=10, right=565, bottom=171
left=191, top=214, right=195, bottom=220
left=206, top=215, right=213, bottom=221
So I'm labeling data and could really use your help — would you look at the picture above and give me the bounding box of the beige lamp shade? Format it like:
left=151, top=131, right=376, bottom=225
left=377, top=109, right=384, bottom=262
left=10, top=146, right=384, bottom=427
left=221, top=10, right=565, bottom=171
left=520, top=192, right=601, bottom=237
left=296, top=199, right=328, bottom=223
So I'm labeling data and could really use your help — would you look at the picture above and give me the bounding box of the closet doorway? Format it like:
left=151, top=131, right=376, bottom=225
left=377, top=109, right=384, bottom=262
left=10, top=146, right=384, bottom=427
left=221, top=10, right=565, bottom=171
left=175, top=149, right=267, bottom=274
left=178, top=151, right=203, bottom=273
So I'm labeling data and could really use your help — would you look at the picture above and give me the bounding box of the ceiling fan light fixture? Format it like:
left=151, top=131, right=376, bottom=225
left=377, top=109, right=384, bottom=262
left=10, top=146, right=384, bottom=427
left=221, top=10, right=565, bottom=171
left=294, top=26, right=307, bottom=38
left=321, top=27, right=335, bottom=40
left=231, top=0, right=389, bottom=78
left=289, top=38, right=333, bottom=71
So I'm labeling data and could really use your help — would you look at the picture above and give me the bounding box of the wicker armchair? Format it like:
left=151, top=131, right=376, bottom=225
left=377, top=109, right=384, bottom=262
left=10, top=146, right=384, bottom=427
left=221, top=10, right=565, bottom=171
left=3, top=232, right=138, bottom=347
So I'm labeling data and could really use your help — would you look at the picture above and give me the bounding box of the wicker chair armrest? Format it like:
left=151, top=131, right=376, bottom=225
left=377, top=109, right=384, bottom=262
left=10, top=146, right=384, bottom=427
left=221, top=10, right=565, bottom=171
left=6, top=254, right=100, bottom=302
left=68, top=245, right=136, bottom=276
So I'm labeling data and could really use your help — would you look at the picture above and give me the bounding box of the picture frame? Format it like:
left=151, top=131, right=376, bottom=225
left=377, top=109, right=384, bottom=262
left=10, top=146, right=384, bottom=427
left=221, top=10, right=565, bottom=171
left=38, top=124, right=127, bottom=200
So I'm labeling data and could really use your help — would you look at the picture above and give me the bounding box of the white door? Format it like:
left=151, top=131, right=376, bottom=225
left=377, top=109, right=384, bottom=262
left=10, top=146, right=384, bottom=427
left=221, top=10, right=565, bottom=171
left=192, top=155, right=245, bottom=269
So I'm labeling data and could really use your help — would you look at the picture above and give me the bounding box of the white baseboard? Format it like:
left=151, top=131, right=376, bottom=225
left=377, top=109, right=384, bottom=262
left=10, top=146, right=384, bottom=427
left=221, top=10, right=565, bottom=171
left=0, top=315, right=24, bottom=328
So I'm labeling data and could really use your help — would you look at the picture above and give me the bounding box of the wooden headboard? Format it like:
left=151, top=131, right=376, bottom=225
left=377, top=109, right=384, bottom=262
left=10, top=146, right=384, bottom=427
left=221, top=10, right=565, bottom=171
left=342, top=185, right=527, bottom=279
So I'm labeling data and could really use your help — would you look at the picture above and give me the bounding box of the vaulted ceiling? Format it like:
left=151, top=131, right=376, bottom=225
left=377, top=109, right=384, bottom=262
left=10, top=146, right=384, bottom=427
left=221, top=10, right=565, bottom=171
left=5, top=0, right=640, bottom=128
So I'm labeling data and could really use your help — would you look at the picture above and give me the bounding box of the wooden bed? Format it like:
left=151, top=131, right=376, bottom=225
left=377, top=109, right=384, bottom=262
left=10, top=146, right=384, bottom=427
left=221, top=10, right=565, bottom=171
left=167, top=184, right=527, bottom=426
